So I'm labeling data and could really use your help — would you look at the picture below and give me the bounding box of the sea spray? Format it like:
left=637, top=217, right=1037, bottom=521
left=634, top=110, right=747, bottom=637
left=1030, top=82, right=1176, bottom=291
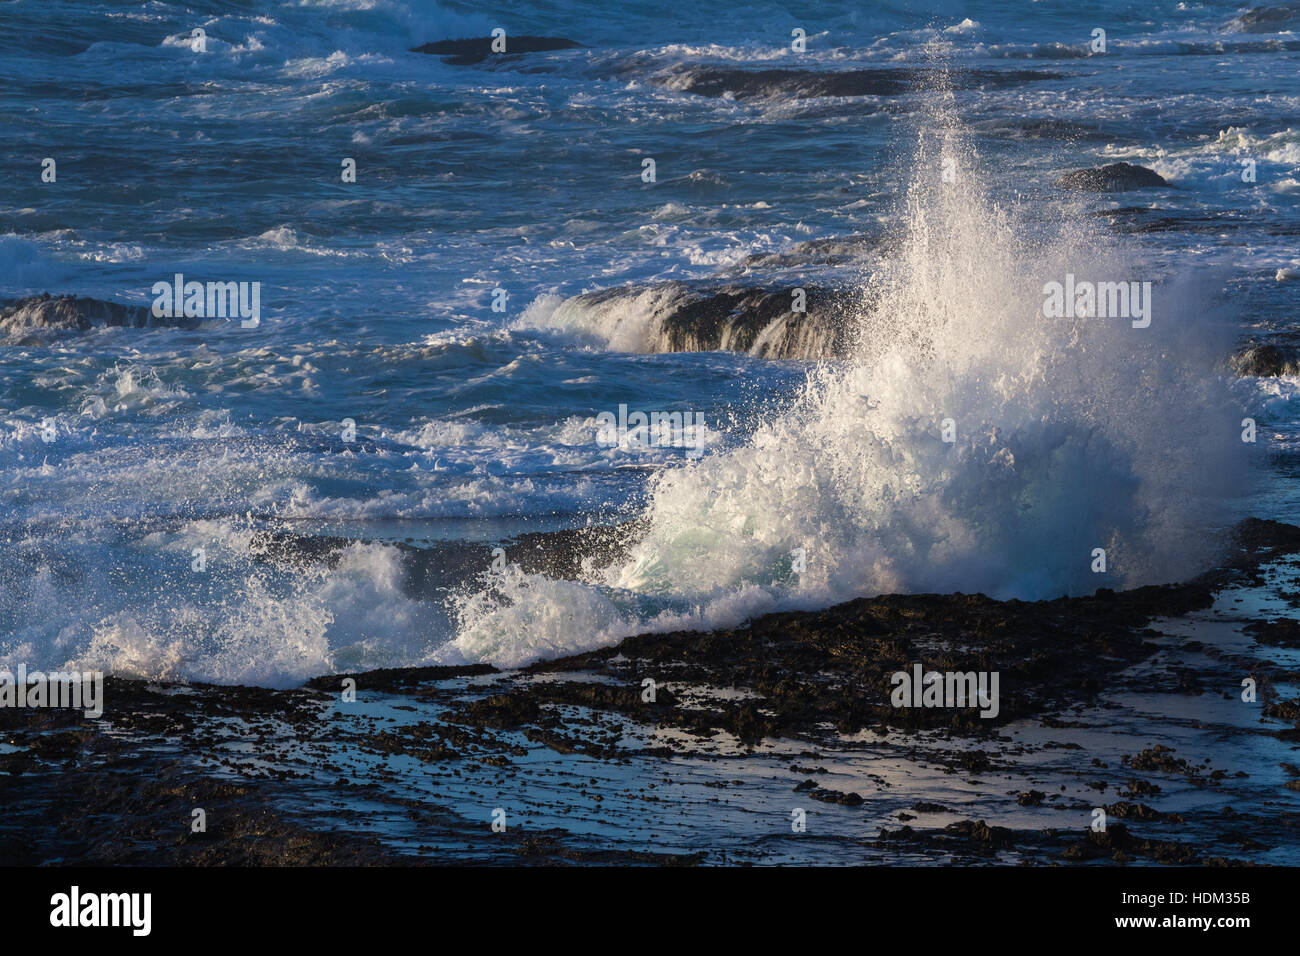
left=445, top=89, right=1248, bottom=667
left=23, top=519, right=436, bottom=688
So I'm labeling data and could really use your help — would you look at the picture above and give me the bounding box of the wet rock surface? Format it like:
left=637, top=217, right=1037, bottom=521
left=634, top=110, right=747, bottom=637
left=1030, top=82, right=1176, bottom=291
left=547, top=281, right=853, bottom=359
left=1230, top=4, right=1300, bottom=32
left=410, top=36, right=582, bottom=65
left=1056, top=162, right=1171, bottom=191
left=248, top=520, right=646, bottom=599
left=657, top=66, right=1064, bottom=100
left=5, top=517, right=1300, bottom=866
left=1232, top=343, right=1296, bottom=377
left=0, top=293, right=184, bottom=342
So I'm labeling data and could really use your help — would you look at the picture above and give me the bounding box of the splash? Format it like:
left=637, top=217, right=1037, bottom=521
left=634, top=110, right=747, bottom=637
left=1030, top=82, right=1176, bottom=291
left=0, top=519, right=442, bottom=688
left=445, top=87, right=1247, bottom=668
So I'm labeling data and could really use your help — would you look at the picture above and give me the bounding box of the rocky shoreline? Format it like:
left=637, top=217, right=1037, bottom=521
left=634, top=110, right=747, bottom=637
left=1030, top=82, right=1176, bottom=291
left=5, top=517, right=1300, bottom=866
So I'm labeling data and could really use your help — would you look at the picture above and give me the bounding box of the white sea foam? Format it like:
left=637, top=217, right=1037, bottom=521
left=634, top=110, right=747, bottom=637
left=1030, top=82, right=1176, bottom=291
left=1, top=519, right=440, bottom=688
left=443, top=89, right=1247, bottom=668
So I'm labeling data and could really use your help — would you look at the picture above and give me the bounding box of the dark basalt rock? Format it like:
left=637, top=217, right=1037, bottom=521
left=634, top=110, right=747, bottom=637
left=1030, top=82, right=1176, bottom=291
left=306, top=663, right=498, bottom=694
left=1244, top=618, right=1300, bottom=647
left=653, top=284, right=851, bottom=357
left=1055, top=162, right=1170, bottom=191
left=0, top=292, right=180, bottom=340
left=249, top=520, right=647, bottom=600
left=4, top=517, right=1297, bottom=866
left=1092, top=205, right=1252, bottom=235
left=523, top=584, right=1218, bottom=738
left=1209, top=517, right=1300, bottom=588
left=410, top=35, right=582, bottom=65
left=563, top=282, right=853, bottom=359
left=806, top=787, right=865, bottom=806
left=739, top=232, right=881, bottom=270
left=1230, top=4, right=1300, bottom=32
left=1104, top=801, right=1180, bottom=823
left=0, top=760, right=404, bottom=866
left=659, top=65, right=1063, bottom=100
left=1231, top=342, right=1297, bottom=377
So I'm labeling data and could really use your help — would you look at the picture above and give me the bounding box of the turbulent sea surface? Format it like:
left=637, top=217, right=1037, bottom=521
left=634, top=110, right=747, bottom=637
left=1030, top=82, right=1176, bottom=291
left=2, top=0, right=1299, bottom=686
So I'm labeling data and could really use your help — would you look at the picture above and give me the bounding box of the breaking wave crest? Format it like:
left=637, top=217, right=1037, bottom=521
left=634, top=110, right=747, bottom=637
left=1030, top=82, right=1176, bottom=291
left=444, top=87, right=1247, bottom=668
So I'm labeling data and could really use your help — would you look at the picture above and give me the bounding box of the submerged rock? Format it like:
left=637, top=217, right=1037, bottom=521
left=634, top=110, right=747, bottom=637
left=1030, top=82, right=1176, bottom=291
left=0, top=293, right=187, bottom=341
left=410, top=35, right=582, bottom=65
left=738, top=232, right=880, bottom=270
left=249, top=521, right=646, bottom=600
left=1055, top=162, right=1170, bottom=191
left=1231, top=342, right=1297, bottom=377
left=1229, top=4, right=1300, bottom=32
left=6, top=516, right=1297, bottom=866
left=658, top=65, right=1062, bottom=100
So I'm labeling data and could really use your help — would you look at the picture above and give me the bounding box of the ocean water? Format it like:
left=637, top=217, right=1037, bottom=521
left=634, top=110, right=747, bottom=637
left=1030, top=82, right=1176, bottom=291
left=1, top=0, right=1298, bottom=684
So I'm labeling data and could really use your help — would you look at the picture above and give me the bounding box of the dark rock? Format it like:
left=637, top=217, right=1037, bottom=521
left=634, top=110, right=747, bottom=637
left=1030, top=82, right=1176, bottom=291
left=410, top=36, right=581, bottom=65
left=555, top=281, right=852, bottom=359
left=807, top=787, right=864, bottom=806
left=250, top=521, right=646, bottom=602
left=1230, top=4, right=1300, bottom=33
left=660, top=66, right=1062, bottom=100
left=739, top=232, right=881, bottom=271
left=1263, top=698, right=1300, bottom=723
left=1123, top=745, right=1196, bottom=775
left=946, top=819, right=1014, bottom=847
left=1244, top=618, right=1300, bottom=648
left=307, top=664, right=497, bottom=694
left=527, top=577, right=1223, bottom=740
left=911, top=802, right=954, bottom=813
left=1055, top=162, right=1170, bottom=191
left=6, top=515, right=1297, bottom=866
left=1104, top=801, right=1177, bottom=823
left=1231, top=343, right=1296, bottom=377
left=0, top=293, right=182, bottom=341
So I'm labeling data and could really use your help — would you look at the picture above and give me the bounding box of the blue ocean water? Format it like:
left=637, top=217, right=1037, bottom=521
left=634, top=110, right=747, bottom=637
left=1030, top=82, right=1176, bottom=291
left=1, top=0, right=1298, bottom=684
